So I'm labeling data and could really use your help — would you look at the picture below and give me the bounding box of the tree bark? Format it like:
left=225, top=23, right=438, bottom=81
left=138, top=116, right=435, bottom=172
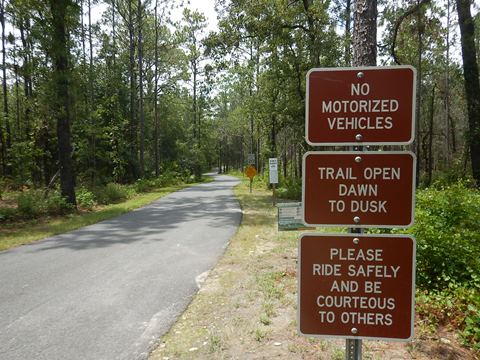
left=49, top=0, right=77, bottom=206
left=352, top=0, right=377, bottom=66
left=456, top=0, right=480, bottom=185
left=154, top=0, right=159, bottom=177
left=137, top=0, right=145, bottom=176
left=1, top=0, right=11, bottom=151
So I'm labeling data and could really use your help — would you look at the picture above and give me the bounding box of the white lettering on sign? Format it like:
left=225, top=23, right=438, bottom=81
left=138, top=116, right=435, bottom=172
left=321, top=99, right=399, bottom=114
left=318, top=166, right=402, bottom=216
left=313, top=243, right=403, bottom=328
left=319, top=81, right=401, bottom=132
left=327, top=116, right=393, bottom=130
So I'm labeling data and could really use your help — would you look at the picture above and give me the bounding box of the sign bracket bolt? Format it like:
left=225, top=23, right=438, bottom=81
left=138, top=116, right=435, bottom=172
left=351, top=328, right=358, bottom=334
left=353, top=237, right=360, bottom=244
left=356, top=72, right=364, bottom=79
left=353, top=216, right=361, bottom=223
left=355, top=134, right=363, bottom=142
left=355, top=156, right=362, bottom=163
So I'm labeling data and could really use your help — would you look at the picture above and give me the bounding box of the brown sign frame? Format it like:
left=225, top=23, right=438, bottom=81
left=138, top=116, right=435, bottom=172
left=298, top=233, right=416, bottom=341
left=302, top=151, right=416, bottom=228
left=306, top=66, right=416, bottom=146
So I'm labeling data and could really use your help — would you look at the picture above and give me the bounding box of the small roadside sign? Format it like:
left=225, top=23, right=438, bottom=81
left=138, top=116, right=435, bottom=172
left=277, top=202, right=311, bottom=231
left=298, top=233, right=416, bottom=341
left=302, top=151, right=416, bottom=228
left=306, top=66, right=416, bottom=146
left=245, top=165, right=257, bottom=180
left=269, top=158, right=278, bottom=184
left=247, top=153, right=255, bottom=165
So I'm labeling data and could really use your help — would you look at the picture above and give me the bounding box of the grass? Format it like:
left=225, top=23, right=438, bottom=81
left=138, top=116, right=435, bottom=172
left=0, top=182, right=206, bottom=252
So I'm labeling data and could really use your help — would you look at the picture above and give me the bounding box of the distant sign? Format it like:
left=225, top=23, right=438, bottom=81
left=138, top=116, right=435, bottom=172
left=298, top=233, right=416, bottom=341
left=245, top=165, right=257, bottom=180
left=247, top=153, right=255, bottom=165
left=306, top=66, right=416, bottom=145
left=302, top=151, right=416, bottom=228
left=277, top=202, right=310, bottom=231
left=269, top=158, right=278, bottom=184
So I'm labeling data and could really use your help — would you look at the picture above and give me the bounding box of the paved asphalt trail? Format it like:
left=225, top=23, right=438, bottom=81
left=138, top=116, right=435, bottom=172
left=0, top=174, right=241, bottom=360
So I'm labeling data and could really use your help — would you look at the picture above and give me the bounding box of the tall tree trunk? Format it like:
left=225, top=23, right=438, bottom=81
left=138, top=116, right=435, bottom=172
left=1, top=0, right=11, bottom=151
left=456, top=0, right=480, bottom=185
left=137, top=0, right=145, bottom=176
left=444, top=0, right=451, bottom=166
left=415, top=2, right=424, bottom=186
left=352, top=0, right=377, bottom=66
left=344, top=0, right=352, bottom=65
left=88, top=0, right=96, bottom=184
left=49, top=0, right=77, bottom=206
left=20, top=19, right=32, bottom=138
left=154, top=0, right=159, bottom=176
left=426, top=86, right=435, bottom=187
left=128, top=0, right=137, bottom=178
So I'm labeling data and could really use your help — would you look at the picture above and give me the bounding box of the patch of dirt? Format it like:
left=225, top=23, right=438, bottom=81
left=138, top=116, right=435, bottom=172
left=149, top=187, right=479, bottom=360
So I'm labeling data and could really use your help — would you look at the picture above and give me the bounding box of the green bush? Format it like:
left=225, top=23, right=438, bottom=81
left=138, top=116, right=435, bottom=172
left=134, top=178, right=157, bottom=193
left=44, top=191, right=73, bottom=215
left=277, top=177, right=302, bottom=201
left=0, top=207, right=17, bottom=222
left=16, top=190, right=44, bottom=218
left=76, top=187, right=96, bottom=210
left=95, top=183, right=131, bottom=204
left=417, top=285, right=480, bottom=350
left=410, top=182, right=480, bottom=290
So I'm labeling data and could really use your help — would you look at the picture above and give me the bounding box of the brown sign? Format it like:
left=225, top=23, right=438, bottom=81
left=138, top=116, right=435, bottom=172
left=306, top=66, right=416, bottom=145
left=298, top=233, right=415, bottom=340
left=302, top=152, right=415, bottom=228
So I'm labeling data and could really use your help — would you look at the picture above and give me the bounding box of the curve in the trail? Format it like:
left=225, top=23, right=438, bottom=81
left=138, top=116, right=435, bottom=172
left=0, top=174, right=241, bottom=360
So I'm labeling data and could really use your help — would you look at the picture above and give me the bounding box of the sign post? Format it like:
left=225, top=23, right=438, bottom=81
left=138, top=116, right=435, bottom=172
left=299, top=66, right=417, bottom=360
left=269, top=158, right=279, bottom=205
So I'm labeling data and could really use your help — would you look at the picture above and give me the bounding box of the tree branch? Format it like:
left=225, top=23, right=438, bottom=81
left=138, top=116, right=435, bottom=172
left=391, top=0, right=431, bottom=65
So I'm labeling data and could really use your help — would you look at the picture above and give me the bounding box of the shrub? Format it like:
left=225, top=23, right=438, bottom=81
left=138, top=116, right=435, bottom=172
left=76, top=188, right=96, bottom=210
left=0, top=207, right=17, bottom=222
left=417, top=285, right=480, bottom=350
left=277, top=177, right=302, bottom=201
left=134, top=178, right=156, bottom=193
left=44, top=191, right=73, bottom=215
left=16, top=190, right=43, bottom=218
left=95, top=183, right=131, bottom=204
left=410, top=182, right=480, bottom=290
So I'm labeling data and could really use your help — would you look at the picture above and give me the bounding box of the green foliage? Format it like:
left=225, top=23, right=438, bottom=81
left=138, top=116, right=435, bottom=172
left=16, top=190, right=44, bottom=218
left=16, top=190, right=72, bottom=218
left=76, top=188, right=97, bottom=210
left=409, top=182, right=480, bottom=290
left=417, top=285, right=480, bottom=350
left=95, top=183, right=132, bottom=205
left=44, top=191, right=73, bottom=215
left=277, top=177, right=302, bottom=201
left=0, top=207, right=17, bottom=222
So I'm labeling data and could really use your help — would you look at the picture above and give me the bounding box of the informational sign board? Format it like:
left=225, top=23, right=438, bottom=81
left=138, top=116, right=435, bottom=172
left=247, top=153, right=255, bottom=165
left=269, top=158, right=279, bottom=184
left=277, top=202, right=310, bottom=231
left=306, top=66, right=416, bottom=146
left=302, top=151, right=416, bottom=228
left=298, top=233, right=416, bottom=341
left=245, top=165, right=257, bottom=180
